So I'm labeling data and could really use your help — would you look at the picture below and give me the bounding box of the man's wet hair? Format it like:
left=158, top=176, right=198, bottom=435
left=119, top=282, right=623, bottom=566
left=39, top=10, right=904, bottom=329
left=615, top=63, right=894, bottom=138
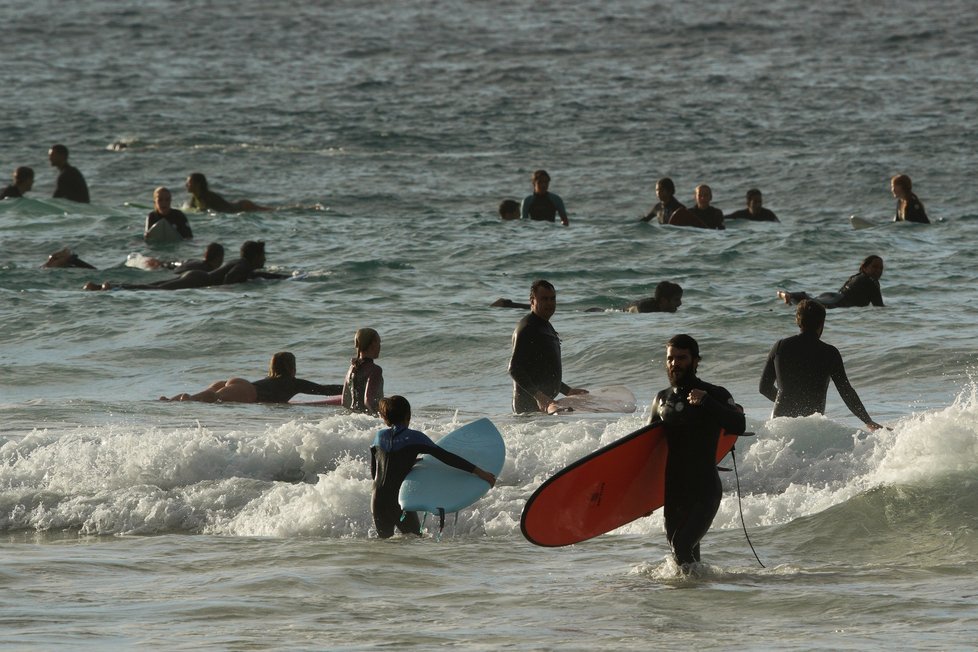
left=796, top=299, right=826, bottom=333
left=667, top=333, right=700, bottom=360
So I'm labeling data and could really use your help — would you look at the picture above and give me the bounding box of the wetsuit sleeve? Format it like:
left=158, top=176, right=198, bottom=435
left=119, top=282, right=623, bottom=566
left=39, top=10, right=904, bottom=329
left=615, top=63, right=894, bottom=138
left=520, top=195, right=532, bottom=220
left=222, top=262, right=252, bottom=285
left=292, top=378, right=343, bottom=396
left=828, top=349, right=875, bottom=425
left=364, top=365, right=384, bottom=413
left=870, top=283, right=884, bottom=307
left=68, top=255, right=97, bottom=270
left=508, top=322, right=538, bottom=396
left=759, top=342, right=779, bottom=402
left=418, top=443, right=477, bottom=474
left=145, top=213, right=160, bottom=233
left=640, top=204, right=657, bottom=222
left=550, top=193, right=568, bottom=221
left=647, top=389, right=667, bottom=426
left=702, top=386, right=746, bottom=434
left=175, top=212, right=193, bottom=239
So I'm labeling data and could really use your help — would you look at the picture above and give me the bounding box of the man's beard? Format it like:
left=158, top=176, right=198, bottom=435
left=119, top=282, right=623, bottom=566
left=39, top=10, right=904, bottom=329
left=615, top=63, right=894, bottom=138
left=668, top=366, right=695, bottom=388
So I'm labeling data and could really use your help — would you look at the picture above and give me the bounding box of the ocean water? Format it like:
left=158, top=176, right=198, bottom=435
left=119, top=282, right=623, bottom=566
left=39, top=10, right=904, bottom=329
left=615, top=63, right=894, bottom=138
left=2, top=0, right=978, bottom=649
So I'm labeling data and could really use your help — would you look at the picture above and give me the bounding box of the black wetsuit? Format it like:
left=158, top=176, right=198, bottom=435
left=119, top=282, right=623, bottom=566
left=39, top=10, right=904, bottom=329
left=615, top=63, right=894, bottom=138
left=53, top=164, right=90, bottom=203
left=191, top=190, right=237, bottom=213
left=146, top=210, right=193, bottom=239
left=726, top=207, right=779, bottom=222
left=758, top=331, right=874, bottom=423
left=508, top=312, right=568, bottom=414
left=642, top=197, right=685, bottom=224
left=648, top=377, right=745, bottom=566
left=250, top=376, right=341, bottom=403
left=370, top=425, right=475, bottom=538
left=521, top=192, right=567, bottom=222
left=122, top=257, right=285, bottom=290
left=0, top=184, right=22, bottom=199
left=342, top=358, right=384, bottom=414
left=685, top=206, right=725, bottom=229
left=895, top=194, right=929, bottom=224
left=166, top=257, right=212, bottom=272
left=785, top=272, right=883, bottom=309
left=623, top=297, right=665, bottom=313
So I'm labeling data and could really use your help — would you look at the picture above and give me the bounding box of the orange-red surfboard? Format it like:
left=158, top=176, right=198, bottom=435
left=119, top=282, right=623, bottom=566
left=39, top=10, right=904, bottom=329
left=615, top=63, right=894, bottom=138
left=520, top=423, right=738, bottom=547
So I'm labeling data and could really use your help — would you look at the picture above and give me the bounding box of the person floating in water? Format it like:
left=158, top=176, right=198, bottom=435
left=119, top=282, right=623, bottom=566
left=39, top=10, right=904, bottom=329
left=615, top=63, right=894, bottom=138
left=778, top=255, right=884, bottom=308
left=647, top=334, right=745, bottom=572
left=41, top=247, right=97, bottom=269
left=185, top=172, right=270, bottom=213
left=498, top=281, right=684, bottom=314
left=759, top=300, right=882, bottom=430
left=725, top=188, right=780, bottom=222
left=160, top=351, right=341, bottom=403
left=498, top=199, right=520, bottom=220
left=640, top=177, right=685, bottom=224
left=668, top=184, right=725, bottom=229
left=521, top=169, right=569, bottom=226
left=83, top=240, right=286, bottom=290
left=370, top=395, right=496, bottom=539
left=0, top=166, right=34, bottom=199
left=342, top=328, right=385, bottom=415
left=145, top=186, right=193, bottom=240
left=890, top=174, right=929, bottom=223
left=49, top=144, right=90, bottom=203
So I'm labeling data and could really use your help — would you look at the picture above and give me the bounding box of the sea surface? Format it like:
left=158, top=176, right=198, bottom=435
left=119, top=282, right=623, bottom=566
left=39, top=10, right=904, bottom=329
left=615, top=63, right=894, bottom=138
left=2, top=0, right=978, bottom=649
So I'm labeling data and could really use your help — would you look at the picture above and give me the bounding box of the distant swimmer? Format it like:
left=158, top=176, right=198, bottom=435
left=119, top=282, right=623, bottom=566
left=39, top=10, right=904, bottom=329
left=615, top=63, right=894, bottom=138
left=759, top=299, right=882, bottom=430
left=508, top=279, right=587, bottom=414
left=648, top=334, right=745, bottom=571
left=160, top=351, right=341, bottom=403
left=640, top=177, right=685, bottom=224
left=891, top=174, right=929, bottom=223
left=370, top=395, right=496, bottom=538
left=145, top=187, right=193, bottom=240
left=185, top=172, right=270, bottom=213
left=49, top=144, right=90, bottom=203
left=521, top=169, right=569, bottom=225
left=0, top=166, right=34, bottom=199
left=41, top=247, right=96, bottom=269
left=623, top=281, right=684, bottom=313
left=83, top=240, right=286, bottom=290
left=342, top=328, right=385, bottom=415
left=166, top=242, right=225, bottom=272
left=725, top=188, right=780, bottom=222
left=668, top=184, right=724, bottom=229
left=778, top=255, right=884, bottom=309
left=498, top=199, right=520, bottom=220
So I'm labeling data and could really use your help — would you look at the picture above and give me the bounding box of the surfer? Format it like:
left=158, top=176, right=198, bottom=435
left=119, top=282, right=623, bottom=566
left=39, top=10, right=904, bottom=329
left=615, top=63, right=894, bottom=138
left=521, top=170, right=569, bottom=225
left=648, top=334, right=746, bottom=571
left=165, top=242, right=226, bottom=272
left=667, top=184, right=725, bottom=229
left=48, top=144, right=90, bottom=203
left=185, top=172, right=270, bottom=213
left=145, top=186, right=193, bottom=240
left=725, top=189, right=780, bottom=222
left=342, top=328, right=385, bottom=415
left=640, top=177, right=685, bottom=224
left=777, top=255, right=884, bottom=308
left=160, top=351, right=342, bottom=403
left=508, top=279, right=587, bottom=414
left=891, top=174, right=929, bottom=223
left=622, top=281, right=684, bottom=313
left=0, top=166, right=34, bottom=199
left=370, top=395, right=496, bottom=539
left=498, top=199, right=520, bottom=220
left=759, top=300, right=882, bottom=430
left=41, top=246, right=97, bottom=269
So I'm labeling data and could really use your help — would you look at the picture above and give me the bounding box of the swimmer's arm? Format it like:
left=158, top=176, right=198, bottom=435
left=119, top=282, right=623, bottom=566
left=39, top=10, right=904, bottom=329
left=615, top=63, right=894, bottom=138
left=551, top=193, right=569, bottom=226
left=829, top=353, right=877, bottom=427
left=758, top=346, right=779, bottom=402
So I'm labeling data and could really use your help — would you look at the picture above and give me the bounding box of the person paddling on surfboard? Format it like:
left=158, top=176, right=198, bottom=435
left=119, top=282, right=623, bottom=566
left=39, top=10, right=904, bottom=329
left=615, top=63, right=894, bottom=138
left=648, top=334, right=746, bottom=572
left=508, top=279, right=588, bottom=414
left=145, top=186, right=193, bottom=241
left=371, top=396, right=496, bottom=539
left=185, top=172, right=270, bottom=213
left=777, top=255, right=884, bottom=308
left=759, top=299, right=883, bottom=431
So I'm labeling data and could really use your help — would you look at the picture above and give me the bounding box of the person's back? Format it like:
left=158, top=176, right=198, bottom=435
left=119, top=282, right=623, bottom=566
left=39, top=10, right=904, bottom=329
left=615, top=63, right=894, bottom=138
left=761, top=332, right=841, bottom=417
left=837, top=272, right=883, bottom=307
left=49, top=145, right=89, bottom=203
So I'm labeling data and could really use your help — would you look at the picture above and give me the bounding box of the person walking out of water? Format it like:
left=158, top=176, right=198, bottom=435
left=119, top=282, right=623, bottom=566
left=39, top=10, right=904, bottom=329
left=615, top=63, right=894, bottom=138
left=778, top=255, right=884, bottom=308
left=759, top=299, right=882, bottom=430
left=342, top=328, right=385, bottom=415
left=647, top=334, right=745, bottom=571
left=641, top=177, right=685, bottom=224
left=49, top=144, right=89, bottom=203
left=0, top=166, right=34, bottom=199
left=521, top=170, right=569, bottom=225
left=891, top=174, right=929, bottom=223
left=370, top=395, right=496, bottom=539
left=508, top=279, right=587, bottom=413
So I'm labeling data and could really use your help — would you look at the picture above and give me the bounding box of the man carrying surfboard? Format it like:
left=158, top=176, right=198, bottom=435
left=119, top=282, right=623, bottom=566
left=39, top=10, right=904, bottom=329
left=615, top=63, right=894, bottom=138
left=649, top=334, right=745, bottom=571
left=508, top=279, right=587, bottom=414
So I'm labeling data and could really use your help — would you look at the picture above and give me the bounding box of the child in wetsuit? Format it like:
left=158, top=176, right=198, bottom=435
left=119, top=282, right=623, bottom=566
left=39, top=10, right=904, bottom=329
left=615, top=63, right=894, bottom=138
left=370, top=396, right=496, bottom=538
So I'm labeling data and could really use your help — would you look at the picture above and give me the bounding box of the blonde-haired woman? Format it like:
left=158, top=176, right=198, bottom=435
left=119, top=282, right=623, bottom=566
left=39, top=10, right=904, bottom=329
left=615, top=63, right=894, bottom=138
left=342, top=328, right=384, bottom=414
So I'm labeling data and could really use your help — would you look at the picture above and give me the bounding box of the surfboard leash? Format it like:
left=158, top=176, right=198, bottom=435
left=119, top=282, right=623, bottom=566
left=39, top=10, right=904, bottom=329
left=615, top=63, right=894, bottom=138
left=731, top=446, right=765, bottom=568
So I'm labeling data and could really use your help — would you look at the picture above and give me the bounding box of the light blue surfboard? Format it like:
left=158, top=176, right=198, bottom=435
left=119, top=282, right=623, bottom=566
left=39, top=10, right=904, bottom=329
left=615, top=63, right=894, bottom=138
left=398, top=418, right=505, bottom=514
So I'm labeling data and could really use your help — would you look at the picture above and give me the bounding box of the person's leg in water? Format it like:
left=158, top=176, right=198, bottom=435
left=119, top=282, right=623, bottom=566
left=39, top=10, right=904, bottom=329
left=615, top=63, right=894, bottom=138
left=396, top=511, right=422, bottom=536
left=666, top=489, right=721, bottom=571
left=161, top=378, right=257, bottom=402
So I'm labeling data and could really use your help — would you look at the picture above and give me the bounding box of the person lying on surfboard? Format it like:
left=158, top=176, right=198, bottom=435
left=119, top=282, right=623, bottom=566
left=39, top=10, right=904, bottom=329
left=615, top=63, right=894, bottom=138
left=370, top=395, right=496, bottom=539
left=159, top=351, right=341, bottom=403
left=185, top=172, right=271, bottom=213
left=777, top=255, right=884, bottom=308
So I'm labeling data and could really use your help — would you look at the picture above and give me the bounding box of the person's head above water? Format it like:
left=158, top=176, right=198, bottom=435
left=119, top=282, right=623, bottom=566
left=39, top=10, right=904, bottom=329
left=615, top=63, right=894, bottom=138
left=204, top=242, right=225, bottom=267
left=859, top=255, right=884, bottom=281
left=354, top=327, right=381, bottom=358
left=48, top=144, right=69, bottom=169
left=13, top=166, right=34, bottom=187
left=890, top=174, right=912, bottom=200
left=268, top=351, right=297, bottom=378
left=654, top=281, right=684, bottom=312
left=186, top=172, right=208, bottom=195
left=531, top=169, right=551, bottom=195
left=498, top=199, right=520, bottom=220
left=378, top=395, right=411, bottom=427
left=530, top=279, right=557, bottom=321
left=795, top=299, right=826, bottom=335
left=153, top=186, right=173, bottom=214
left=745, top=188, right=763, bottom=213
left=694, top=184, right=712, bottom=209
left=655, top=177, right=676, bottom=203
left=240, top=240, right=266, bottom=268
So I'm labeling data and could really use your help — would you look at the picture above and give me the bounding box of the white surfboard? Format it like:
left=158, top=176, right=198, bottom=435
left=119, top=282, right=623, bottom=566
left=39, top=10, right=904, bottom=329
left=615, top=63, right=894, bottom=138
left=144, top=219, right=183, bottom=244
left=398, top=418, right=505, bottom=514
left=550, top=385, right=636, bottom=414
left=850, top=215, right=881, bottom=230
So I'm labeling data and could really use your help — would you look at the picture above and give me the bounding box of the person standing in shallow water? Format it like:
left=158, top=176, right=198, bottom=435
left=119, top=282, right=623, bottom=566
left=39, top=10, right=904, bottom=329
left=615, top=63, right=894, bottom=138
left=342, top=328, right=384, bottom=414
left=49, top=144, right=89, bottom=203
left=0, top=166, right=34, bottom=199
left=520, top=169, right=569, bottom=225
left=647, top=334, right=745, bottom=571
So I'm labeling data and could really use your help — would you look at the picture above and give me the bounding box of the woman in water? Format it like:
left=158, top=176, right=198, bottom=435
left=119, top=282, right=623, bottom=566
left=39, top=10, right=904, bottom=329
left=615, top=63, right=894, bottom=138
left=161, top=351, right=340, bottom=403
left=778, top=255, right=885, bottom=308
left=891, top=174, right=929, bottom=223
left=185, top=172, right=270, bottom=213
left=370, top=395, right=496, bottom=538
left=342, top=328, right=384, bottom=414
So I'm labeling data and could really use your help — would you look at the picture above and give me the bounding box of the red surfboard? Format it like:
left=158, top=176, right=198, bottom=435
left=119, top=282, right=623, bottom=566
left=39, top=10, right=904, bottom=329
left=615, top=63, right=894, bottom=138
left=520, top=423, right=739, bottom=547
